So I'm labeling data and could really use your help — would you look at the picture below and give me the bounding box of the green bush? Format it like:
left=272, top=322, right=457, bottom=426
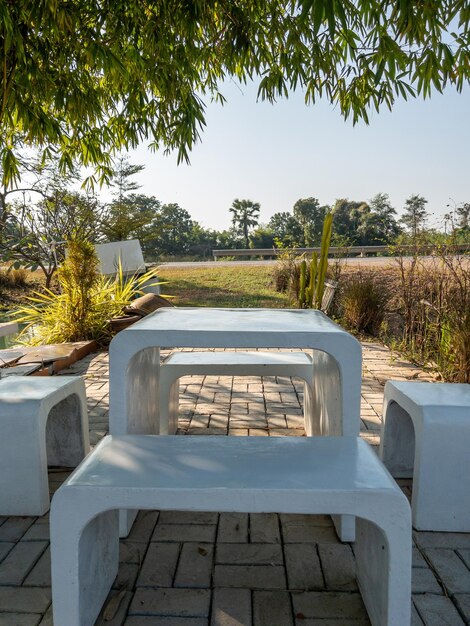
left=14, top=239, right=163, bottom=346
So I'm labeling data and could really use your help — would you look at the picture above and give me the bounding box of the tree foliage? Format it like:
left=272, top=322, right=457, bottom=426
left=3, top=190, right=101, bottom=287
left=400, top=194, right=429, bottom=237
left=293, top=197, right=328, bottom=246
left=2, top=0, right=470, bottom=186
left=229, top=199, right=261, bottom=248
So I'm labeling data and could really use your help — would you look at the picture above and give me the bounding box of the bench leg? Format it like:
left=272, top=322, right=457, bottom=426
left=380, top=401, right=415, bottom=478
left=46, top=391, right=90, bottom=467
left=0, top=414, right=50, bottom=516
left=51, top=499, right=119, bottom=626
left=158, top=370, right=180, bottom=435
left=355, top=514, right=411, bottom=626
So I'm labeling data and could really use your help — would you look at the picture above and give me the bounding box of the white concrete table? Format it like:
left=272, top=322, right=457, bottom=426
left=109, top=308, right=362, bottom=438
left=109, top=308, right=362, bottom=540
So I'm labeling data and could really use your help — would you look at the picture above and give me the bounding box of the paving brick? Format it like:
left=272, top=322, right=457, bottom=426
left=414, top=533, right=470, bottom=550
left=119, top=542, right=147, bottom=565
left=453, top=594, right=470, bottom=623
left=216, top=543, right=282, bottom=566
left=281, top=520, right=338, bottom=544
left=457, top=549, right=470, bottom=570
left=0, top=541, right=47, bottom=585
left=37, top=607, right=53, bottom=626
left=411, top=566, right=442, bottom=594
left=0, top=586, right=51, bottom=613
left=425, top=549, right=470, bottom=594
left=318, top=544, right=357, bottom=591
left=295, top=613, right=370, bottom=626
left=0, top=517, right=35, bottom=542
left=153, top=524, right=216, bottom=543
left=213, top=565, right=286, bottom=589
left=129, top=588, right=211, bottom=617
left=126, top=511, right=159, bottom=543
left=125, top=618, right=208, bottom=625
left=156, top=511, right=217, bottom=525
left=112, top=563, right=140, bottom=591
left=21, top=521, right=50, bottom=542
left=95, top=589, right=133, bottom=626
left=24, top=547, right=51, bottom=587
left=411, top=602, right=425, bottom=625
left=253, top=590, right=293, bottom=626
left=291, top=591, right=368, bottom=620
left=0, top=614, right=42, bottom=626
left=217, top=514, right=248, bottom=543
left=284, top=544, right=324, bottom=591
left=249, top=514, right=281, bottom=543
left=413, top=592, right=466, bottom=625
left=412, top=546, right=429, bottom=568
left=137, top=543, right=180, bottom=587
left=211, top=588, right=251, bottom=626
left=0, top=541, right=14, bottom=562
left=174, top=543, right=214, bottom=588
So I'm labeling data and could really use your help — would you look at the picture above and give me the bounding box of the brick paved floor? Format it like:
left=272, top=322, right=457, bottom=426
left=0, top=343, right=469, bottom=625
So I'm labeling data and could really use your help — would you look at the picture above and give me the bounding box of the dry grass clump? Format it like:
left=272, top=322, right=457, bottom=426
left=0, top=266, right=29, bottom=288
left=337, top=271, right=389, bottom=335
left=396, top=254, right=470, bottom=382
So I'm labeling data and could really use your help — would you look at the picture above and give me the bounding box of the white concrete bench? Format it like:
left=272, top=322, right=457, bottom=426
left=50, top=435, right=411, bottom=626
left=379, top=381, right=470, bottom=532
left=159, top=350, right=315, bottom=434
left=0, top=376, right=90, bottom=516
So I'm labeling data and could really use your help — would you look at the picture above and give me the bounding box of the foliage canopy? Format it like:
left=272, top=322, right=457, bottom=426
left=2, top=0, right=469, bottom=186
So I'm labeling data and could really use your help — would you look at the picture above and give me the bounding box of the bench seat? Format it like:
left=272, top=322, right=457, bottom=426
left=159, top=350, right=315, bottom=434
left=0, top=376, right=89, bottom=516
left=380, top=380, right=470, bottom=531
left=51, top=435, right=411, bottom=626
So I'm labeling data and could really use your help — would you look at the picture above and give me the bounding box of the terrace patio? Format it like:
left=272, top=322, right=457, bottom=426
left=0, top=342, right=469, bottom=626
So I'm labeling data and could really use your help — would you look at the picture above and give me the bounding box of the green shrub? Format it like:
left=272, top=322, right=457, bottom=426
left=13, top=239, right=163, bottom=346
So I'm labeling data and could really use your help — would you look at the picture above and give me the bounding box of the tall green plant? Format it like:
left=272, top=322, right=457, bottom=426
left=13, top=238, right=165, bottom=345
left=297, top=212, right=333, bottom=309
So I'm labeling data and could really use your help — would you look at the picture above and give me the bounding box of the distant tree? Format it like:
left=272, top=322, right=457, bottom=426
left=400, top=195, right=428, bottom=238
left=455, top=203, right=470, bottom=231
left=186, top=223, right=219, bottom=259
left=4, top=191, right=101, bottom=287
left=214, top=228, right=243, bottom=250
left=367, top=193, right=401, bottom=243
left=292, top=198, right=328, bottom=246
left=229, top=199, right=260, bottom=248
left=268, top=212, right=303, bottom=247
left=0, top=153, right=79, bottom=245
left=149, top=204, right=194, bottom=256
left=249, top=225, right=275, bottom=249
left=331, top=199, right=368, bottom=245
left=101, top=157, right=149, bottom=241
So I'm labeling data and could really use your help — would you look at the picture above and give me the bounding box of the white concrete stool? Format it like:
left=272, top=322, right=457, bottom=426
left=51, top=435, right=411, bottom=626
left=379, top=380, right=470, bottom=532
left=0, top=376, right=90, bottom=516
left=159, top=350, right=315, bottom=434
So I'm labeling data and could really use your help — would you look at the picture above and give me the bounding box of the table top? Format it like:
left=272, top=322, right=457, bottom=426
left=133, top=308, right=347, bottom=333
left=111, top=308, right=359, bottom=351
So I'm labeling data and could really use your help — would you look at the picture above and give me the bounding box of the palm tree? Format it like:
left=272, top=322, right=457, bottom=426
left=229, top=198, right=260, bottom=248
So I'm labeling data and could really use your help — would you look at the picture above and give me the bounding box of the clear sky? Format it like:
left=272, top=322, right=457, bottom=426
left=119, top=80, right=469, bottom=232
